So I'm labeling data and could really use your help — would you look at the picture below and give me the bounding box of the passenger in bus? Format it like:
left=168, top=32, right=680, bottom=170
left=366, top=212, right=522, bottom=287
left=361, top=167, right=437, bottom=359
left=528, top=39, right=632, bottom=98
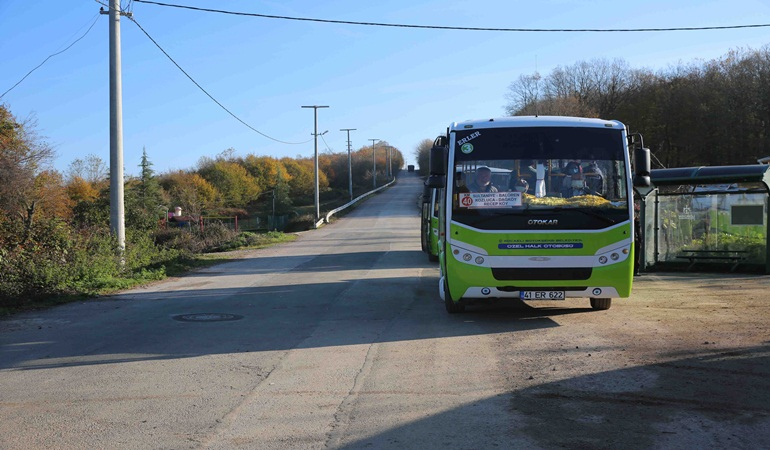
left=468, top=166, right=498, bottom=192
left=584, top=161, right=605, bottom=196
left=509, top=178, right=529, bottom=193
left=560, top=160, right=583, bottom=197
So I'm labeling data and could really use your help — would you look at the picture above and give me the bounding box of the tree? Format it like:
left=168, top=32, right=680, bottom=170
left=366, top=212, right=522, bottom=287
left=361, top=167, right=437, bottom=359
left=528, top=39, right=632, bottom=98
left=159, top=170, right=219, bottom=218
left=272, top=165, right=293, bottom=214
left=0, top=104, right=57, bottom=244
left=415, top=138, right=433, bottom=177
left=504, top=72, right=542, bottom=116
left=505, top=58, right=637, bottom=119
left=318, top=152, right=343, bottom=190
left=388, top=146, right=405, bottom=174
left=66, top=176, right=100, bottom=204
left=31, top=170, right=72, bottom=221
left=198, top=160, right=259, bottom=208
left=136, top=147, right=163, bottom=211
left=281, top=157, right=326, bottom=202
left=66, top=154, right=108, bottom=184
left=67, top=175, right=107, bottom=229
left=239, top=155, right=292, bottom=192
left=351, top=147, right=377, bottom=191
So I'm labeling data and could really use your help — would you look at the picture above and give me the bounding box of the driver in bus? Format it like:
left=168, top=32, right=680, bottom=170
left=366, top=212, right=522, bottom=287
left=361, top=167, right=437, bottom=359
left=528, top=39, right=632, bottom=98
left=468, top=166, right=498, bottom=192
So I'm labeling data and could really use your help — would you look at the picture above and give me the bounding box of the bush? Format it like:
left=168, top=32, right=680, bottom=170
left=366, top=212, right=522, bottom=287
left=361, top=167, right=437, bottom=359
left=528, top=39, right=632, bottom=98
left=0, top=219, right=75, bottom=305
left=215, top=230, right=291, bottom=251
left=0, top=215, right=294, bottom=313
left=0, top=222, right=184, bottom=309
left=285, top=214, right=316, bottom=232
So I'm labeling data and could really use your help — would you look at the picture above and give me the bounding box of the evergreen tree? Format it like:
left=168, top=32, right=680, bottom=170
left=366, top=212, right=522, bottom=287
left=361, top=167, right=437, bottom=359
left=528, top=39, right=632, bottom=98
left=124, top=148, right=165, bottom=230
left=138, top=147, right=163, bottom=211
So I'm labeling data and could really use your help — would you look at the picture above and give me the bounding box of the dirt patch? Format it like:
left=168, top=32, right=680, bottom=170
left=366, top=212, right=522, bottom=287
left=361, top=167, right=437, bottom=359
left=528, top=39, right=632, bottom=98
left=492, top=273, right=770, bottom=449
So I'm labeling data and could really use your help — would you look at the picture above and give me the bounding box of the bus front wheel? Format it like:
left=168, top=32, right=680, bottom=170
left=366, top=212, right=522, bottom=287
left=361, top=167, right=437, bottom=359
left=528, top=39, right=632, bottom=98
left=444, top=281, right=465, bottom=314
left=590, top=298, right=612, bottom=310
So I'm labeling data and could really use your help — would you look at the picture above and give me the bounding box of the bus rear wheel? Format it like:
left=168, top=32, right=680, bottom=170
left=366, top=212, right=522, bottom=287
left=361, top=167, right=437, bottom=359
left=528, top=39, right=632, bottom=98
left=590, top=298, right=612, bottom=310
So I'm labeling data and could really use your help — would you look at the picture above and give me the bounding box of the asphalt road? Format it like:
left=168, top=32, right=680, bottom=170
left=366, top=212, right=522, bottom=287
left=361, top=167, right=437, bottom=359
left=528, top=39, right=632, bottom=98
left=1, top=171, right=769, bottom=449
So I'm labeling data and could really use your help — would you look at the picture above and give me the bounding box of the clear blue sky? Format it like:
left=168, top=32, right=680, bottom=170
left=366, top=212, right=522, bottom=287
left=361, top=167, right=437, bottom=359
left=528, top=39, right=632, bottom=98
left=2, top=0, right=770, bottom=176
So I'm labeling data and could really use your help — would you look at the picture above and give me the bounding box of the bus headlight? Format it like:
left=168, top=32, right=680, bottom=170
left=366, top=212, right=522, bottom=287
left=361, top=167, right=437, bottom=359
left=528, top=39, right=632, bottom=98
left=450, top=243, right=489, bottom=267
left=595, top=245, right=630, bottom=266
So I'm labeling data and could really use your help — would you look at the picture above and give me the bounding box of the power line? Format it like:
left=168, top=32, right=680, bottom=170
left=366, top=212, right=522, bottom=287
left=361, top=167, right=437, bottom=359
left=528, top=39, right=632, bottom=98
left=128, top=16, right=313, bottom=145
left=133, top=0, right=770, bottom=33
left=1, top=13, right=101, bottom=100
left=319, top=132, right=333, bottom=153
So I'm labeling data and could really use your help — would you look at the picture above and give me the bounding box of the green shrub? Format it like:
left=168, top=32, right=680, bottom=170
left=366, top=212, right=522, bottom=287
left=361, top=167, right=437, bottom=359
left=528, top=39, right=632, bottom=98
left=285, top=214, right=315, bottom=232
left=1, top=214, right=295, bottom=313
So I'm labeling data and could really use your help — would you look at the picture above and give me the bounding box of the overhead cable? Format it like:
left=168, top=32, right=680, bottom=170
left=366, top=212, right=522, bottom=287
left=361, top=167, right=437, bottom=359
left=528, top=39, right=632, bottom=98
left=1, top=13, right=101, bottom=100
left=128, top=16, right=313, bottom=145
left=319, top=132, right=333, bottom=153
left=133, top=0, right=770, bottom=33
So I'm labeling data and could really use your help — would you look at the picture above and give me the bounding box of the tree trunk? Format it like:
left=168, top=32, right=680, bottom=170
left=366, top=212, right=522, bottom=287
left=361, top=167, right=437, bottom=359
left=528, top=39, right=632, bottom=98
left=20, top=200, right=36, bottom=246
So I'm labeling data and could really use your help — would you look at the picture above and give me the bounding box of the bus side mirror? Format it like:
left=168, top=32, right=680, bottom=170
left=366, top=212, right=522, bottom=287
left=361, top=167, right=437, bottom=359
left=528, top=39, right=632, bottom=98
left=427, top=175, right=445, bottom=188
left=429, top=145, right=447, bottom=176
left=633, top=147, right=651, bottom=187
left=422, top=183, right=432, bottom=202
left=427, top=145, right=447, bottom=188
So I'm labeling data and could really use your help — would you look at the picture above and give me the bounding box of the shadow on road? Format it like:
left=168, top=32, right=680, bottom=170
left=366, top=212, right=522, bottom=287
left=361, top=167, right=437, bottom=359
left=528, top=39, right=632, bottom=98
left=334, top=342, right=770, bottom=449
left=0, top=270, right=601, bottom=372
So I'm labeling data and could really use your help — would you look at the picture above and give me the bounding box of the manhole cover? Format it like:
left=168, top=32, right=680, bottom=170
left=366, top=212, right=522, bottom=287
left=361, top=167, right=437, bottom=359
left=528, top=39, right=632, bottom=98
left=172, top=313, right=244, bottom=322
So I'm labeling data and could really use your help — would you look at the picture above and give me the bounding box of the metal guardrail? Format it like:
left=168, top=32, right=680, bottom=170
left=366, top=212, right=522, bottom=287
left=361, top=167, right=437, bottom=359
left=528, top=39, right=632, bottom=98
left=314, top=178, right=397, bottom=228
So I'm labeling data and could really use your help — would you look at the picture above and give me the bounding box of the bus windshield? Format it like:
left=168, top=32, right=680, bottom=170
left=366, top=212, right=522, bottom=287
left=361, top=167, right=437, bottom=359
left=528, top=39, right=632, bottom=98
left=451, top=126, right=629, bottom=230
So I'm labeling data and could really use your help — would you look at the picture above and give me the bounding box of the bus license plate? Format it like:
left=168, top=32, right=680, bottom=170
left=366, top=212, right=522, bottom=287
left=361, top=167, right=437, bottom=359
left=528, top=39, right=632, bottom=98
left=520, top=291, right=565, bottom=300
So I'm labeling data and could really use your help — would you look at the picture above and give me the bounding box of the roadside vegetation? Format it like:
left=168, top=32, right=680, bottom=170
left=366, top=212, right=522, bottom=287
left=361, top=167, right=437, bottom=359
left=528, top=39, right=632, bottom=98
left=0, top=104, right=403, bottom=314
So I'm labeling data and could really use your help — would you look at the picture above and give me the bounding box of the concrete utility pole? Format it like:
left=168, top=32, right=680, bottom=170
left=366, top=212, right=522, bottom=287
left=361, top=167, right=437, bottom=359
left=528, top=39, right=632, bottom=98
left=341, top=128, right=356, bottom=201
left=302, top=105, right=329, bottom=223
left=388, top=146, right=393, bottom=180
left=369, top=139, right=379, bottom=189
left=103, top=0, right=129, bottom=252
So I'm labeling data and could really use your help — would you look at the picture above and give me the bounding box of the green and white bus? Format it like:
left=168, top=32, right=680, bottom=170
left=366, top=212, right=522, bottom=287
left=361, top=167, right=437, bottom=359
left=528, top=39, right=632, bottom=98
left=427, top=116, right=650, bottom=313
left=420, top=181, right=440, bottom=262
left=421, top=136, right=447, bottom=262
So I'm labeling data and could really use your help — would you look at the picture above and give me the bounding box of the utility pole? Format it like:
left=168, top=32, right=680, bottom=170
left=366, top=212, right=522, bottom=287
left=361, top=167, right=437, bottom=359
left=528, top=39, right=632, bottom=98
left=369, top=139, right=379, bottom=189
left=388, top=146, right=393, bottom=180
left=102, top=1, right=131, bottom=253
left=302, top=105, right=328, bottom=223
left=341, top=128, right=356, bottom=201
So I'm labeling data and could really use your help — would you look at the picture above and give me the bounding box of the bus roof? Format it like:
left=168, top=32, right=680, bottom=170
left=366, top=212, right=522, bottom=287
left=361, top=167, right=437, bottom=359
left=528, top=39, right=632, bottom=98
left=449, top=116, right=624, bottom=131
